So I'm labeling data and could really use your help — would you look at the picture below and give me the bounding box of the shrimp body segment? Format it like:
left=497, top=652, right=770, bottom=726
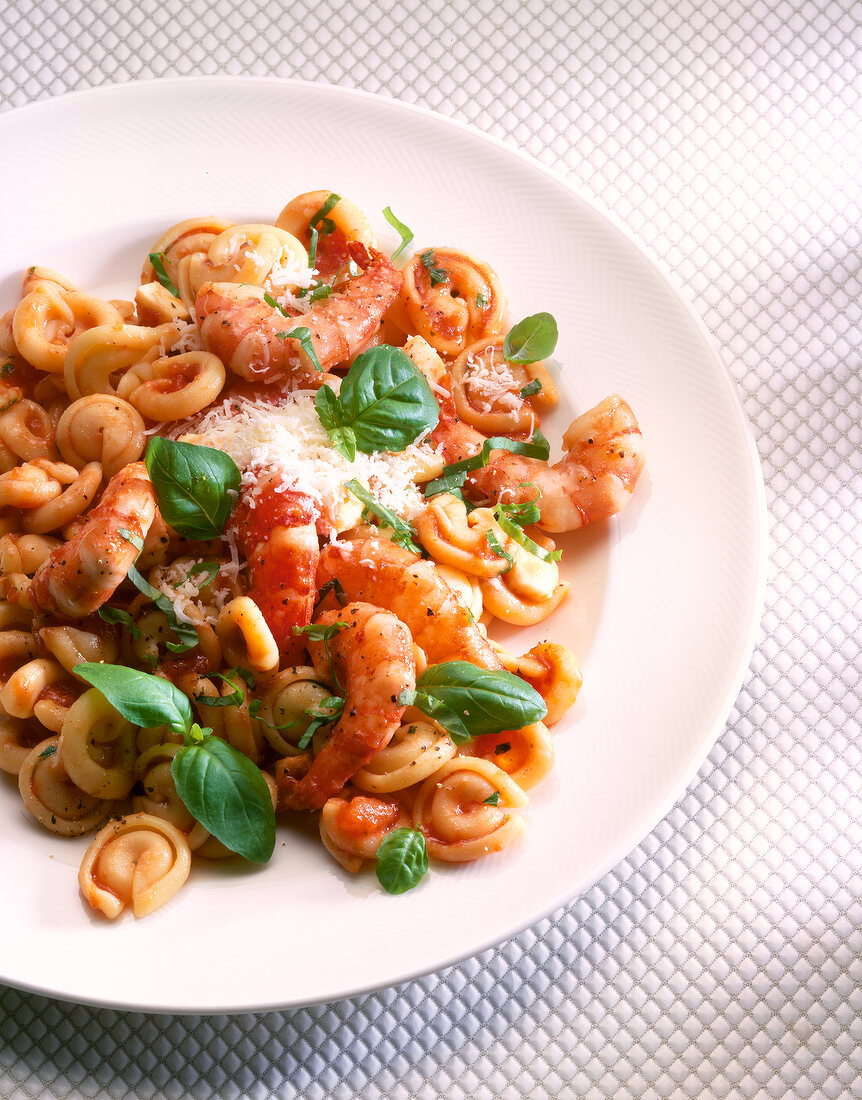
left=29, top=462, right=156, bottom=619
left=195, top=242, right=402, bottom=386
left=277, top=602, right=416, bottom=811
left=229, top=471, right=319, bottom=663
left=316, top=536, right=504, bottom=670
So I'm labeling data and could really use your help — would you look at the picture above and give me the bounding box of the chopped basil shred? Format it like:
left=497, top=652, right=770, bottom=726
left=308, top=193, right=341, bottom=236
left=148, top=251, right=180, bottom=299
left=382, top=206, right=414, bottom=260
left=520, top=378, right=543, bottom=398
left=274, top=325, right=323, bottom=372
left=345, top=480, right=422, bottom=555
left=420, top=249, right=448, bottom=286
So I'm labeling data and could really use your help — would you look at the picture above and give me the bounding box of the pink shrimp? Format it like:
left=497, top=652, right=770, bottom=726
left=429, top=381, right=645, bottom=533
left=195, top=241, right=402, bottom=386
left=277, top=602, right=415, bottom=811
left=316, top=536, right=504, bottom=670
left=29, top=462, right=156, bottom=618
left=229, top=471, right=319, bottom=663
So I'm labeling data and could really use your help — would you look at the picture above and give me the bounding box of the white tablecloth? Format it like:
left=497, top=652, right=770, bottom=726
left=1, top=1, right=860, bottom=1096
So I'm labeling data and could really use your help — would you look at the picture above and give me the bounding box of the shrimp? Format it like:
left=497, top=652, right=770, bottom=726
left=195, top=241, right=402, bottom=386
left=229, top=470, right=319, bottom=663
left=277, top=602, right=415, bottom=811
left=430, top=381, right=645, bottom=533
left=316, top=536, right=504, bottom=670
left=29, top=462, right=156, bottom=619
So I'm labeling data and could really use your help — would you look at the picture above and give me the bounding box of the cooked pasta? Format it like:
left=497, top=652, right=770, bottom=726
left=0, top=189, right=646, bottom=918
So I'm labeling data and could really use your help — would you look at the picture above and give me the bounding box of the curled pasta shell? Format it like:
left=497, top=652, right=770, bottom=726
left=214, top=596, right=279, bottom=674
left=0, top=716, right=48, bottom=775
left=413, top=756, right=527, bottom=862
left=0, top=533, right=62, bottom=575
left=59, top=688, right=137, bottom=799
left=116, top=351, right=226, bottom=421
left=0, top=399, right=56, bottom=462
left=134, top=281, right=190, bottom=326
left=55, top=394, right=146, bottom=479
left=255, top=666, right=335, bottom=756
left=63, top=323, right=165, bottom=401
left=494, top=641, right=582, bottom=726
left=78, top=812, right=192, bottom=919
left=465, top=722, right=554, bottom=791
left=20, top=462, right=102, bottom=535
left=0, top=656, right=68, bottom=719
left=479, top=574, right=570, bottom=626
left=396, top=247, right=506, bottom=358
left=353, top=719, right=458, bottom=793
left=319, top=793, right=410, bottom=872
left=18, top=736, right=113, bottom=835
left=12, top=286, right=122, bottom=374
left=450, top=337, right=558, bottom=434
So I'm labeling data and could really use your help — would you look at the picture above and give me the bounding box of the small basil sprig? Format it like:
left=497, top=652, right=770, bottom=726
left=145, top=437, right=241, bottom=540
left=344, top=480, right=422, bottom=555
left=493, top=499, right=561, bottom=565
left=376, top=827, right=428, bottom=894
left=503, top=313, right=558, bottom=364
left=119, top=528, right=199, bottom=653
left=74, top=663, right=275, bottom=863
left=382, top=206, right=414, bottom=260
left=314, top=345, right=439, bottom=460
left=148, top=251, right=180, bottom=299
left=399, top=661, right=547, bottom=746
left=423, top=429, right=550, bottom=498
left=309, top=192, right=341, bottom=236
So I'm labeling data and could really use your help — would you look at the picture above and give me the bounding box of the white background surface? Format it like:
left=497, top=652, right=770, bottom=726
left=0, top=0, right=860, bottom=1096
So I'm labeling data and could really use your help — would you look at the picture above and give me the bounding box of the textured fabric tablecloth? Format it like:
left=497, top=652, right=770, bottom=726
left=1, top=1, right=860, bottom=1097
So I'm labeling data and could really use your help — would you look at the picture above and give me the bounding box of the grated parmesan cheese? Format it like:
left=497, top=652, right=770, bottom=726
left=181, top=391, right=440, bottom=532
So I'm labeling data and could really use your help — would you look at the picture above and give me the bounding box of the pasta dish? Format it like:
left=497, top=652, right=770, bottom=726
left=0, top=191, right=645, bottom=917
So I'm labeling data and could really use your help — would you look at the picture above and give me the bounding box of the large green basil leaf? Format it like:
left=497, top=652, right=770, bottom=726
left=145, top=437, right=241, bottom=539
left=503, top=312, right=558, bottom=364
left=171, top=735, right=275, bottom=864
left=73, top=662, right=193, bottom=736
left=376, top=827, right=428, bottom=894
left=314, top=345, right=439, bottom=456
left=400, top=661, right=547, bottom=745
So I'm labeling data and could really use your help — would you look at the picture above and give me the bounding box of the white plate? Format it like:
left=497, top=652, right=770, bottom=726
left=0, top=78, right=766, bottom=1013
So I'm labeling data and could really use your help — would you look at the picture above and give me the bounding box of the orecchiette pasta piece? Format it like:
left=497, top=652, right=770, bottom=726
left=401, top=334, right=449, bottom=389
left=414, top=493, right=512, bottom=579
left=134, top=280, right=190, bottom=326
left=433, top=564, right=484, bottom=624
left=0, top=459, right=68, bottom=510
left=55, top=394, right=146, bottom=479
left=21, top=265, right=79, bottom=296
left=0, top=533, right=62, bottom=575
left=450, top=337, right=558, bottom=434
left=0, top=656, right=69, bottom=719
left=0, top=398, right=56, bottom=461
left=78, top=812, right=192, bottom=919
left=132, top=743, right=211, bottom=850
left=21, top=461, right=103, bottom=535
left=396, top=247, right=506, bottom=358
left=276, top=191, right=376, bottom=278
left=0, top=716, right=47, bottom=774
left=63, top=322, right=167, bottom=401
left=18, top=736, right=114, bottom=835
left=319, top=793, right=411, bottom=872
left=492, top=641, right=582, bottom=726
left=59, top=688, right=137, bottom=799
left=254, top=666, right=335, bottom=756
left=214, top=596, right=279, bottom=674
left=115, top=350, right=225, bottom=421
left=142, top=216, right=235, bottom=307
left=466, top=722, right=554, bottom=791
left=0, top=600, right=33, bottom=629
left=478, top=535, right=570, bottom=626
left=180, top=224, right=308, bottom=304
left=352, top=718, right=458, bottom=793
left=412, top=756, right=527, bottom=862
left=12, top=285, right=123, bottom=374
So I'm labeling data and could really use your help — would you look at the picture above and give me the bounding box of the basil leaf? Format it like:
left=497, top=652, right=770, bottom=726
left=316, top=345, right=439, bottom=456
left=193, top=671, right=246, bottom=709
left=344, top=480, right=422, bottom=555
left=124, top=559, right=200, bottom=654
left=73, top=662, right=193, bottom=736
left=423, top=429, right=550, bottom=497
left=420, top=249, right=448, bottom=286
left=309, top=193, right=340, bottom=235
left=171, top=735, right=275, bottom=863
left=145, top=437, right=241, bottom=539
left=520, top=378, right=543, bottom=398
left=493, top=507, right=562, bottom=564
left=263, top=290, right=290, bottom=317
left=98, top=606, right=141, bottom=639
left=296, top=696, right=344, bottom=751
left=399, top=661, right=546, bottom=743
left=503, top=313, right=558, bottom=364
left=148, top=251, right=180, bottom=299
left=376, top=827, right=428, bottom=894
left=485, top=528, right=513, bottom=573
left=382, top=206, right=414, bottom=260
left=275, top=326, right=323, bottom=373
